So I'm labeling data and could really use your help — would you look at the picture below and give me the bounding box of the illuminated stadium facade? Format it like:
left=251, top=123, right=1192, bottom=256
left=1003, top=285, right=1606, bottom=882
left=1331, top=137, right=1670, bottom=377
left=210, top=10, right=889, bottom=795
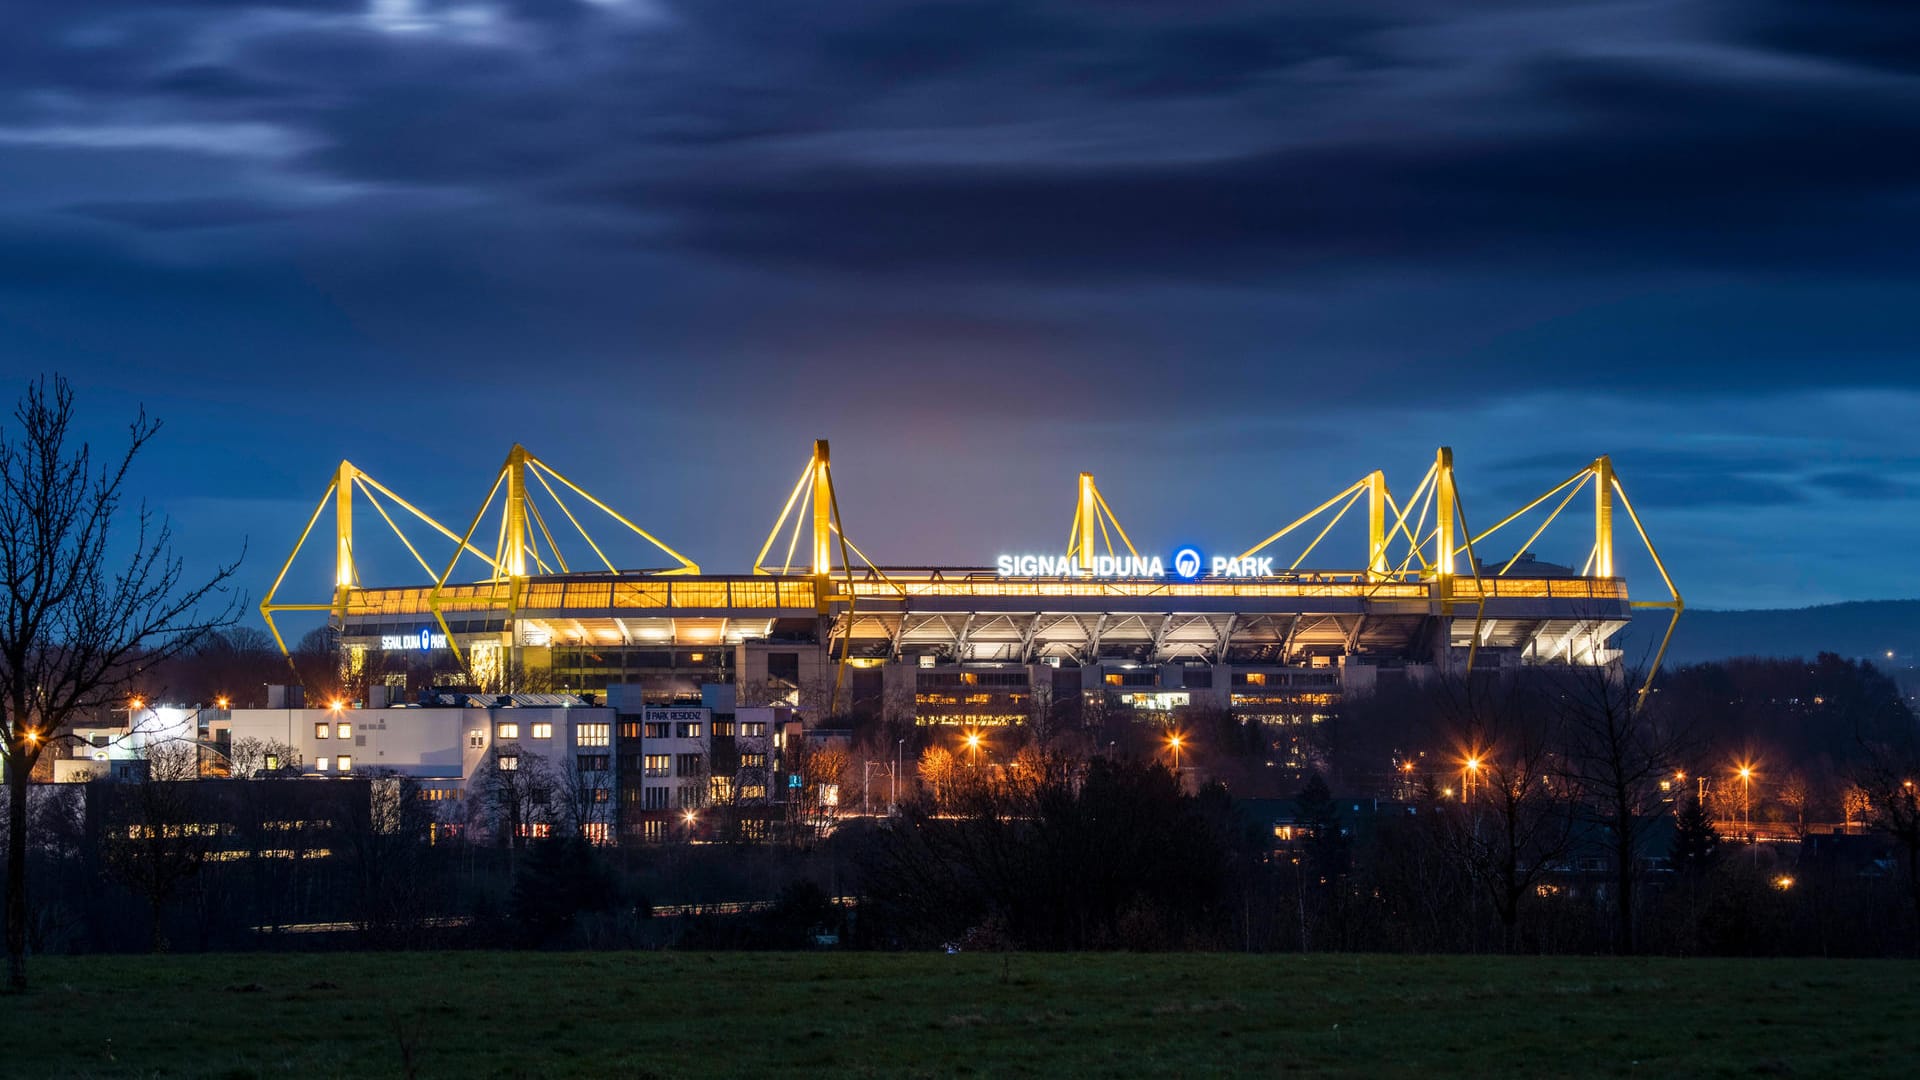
left=262, top=442, right=1681, bottom=731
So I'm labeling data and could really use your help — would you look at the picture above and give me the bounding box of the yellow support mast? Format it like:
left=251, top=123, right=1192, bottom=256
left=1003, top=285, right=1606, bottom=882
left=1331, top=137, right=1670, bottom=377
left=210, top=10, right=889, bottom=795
left=259, top=460, right=495, bottom=657
left=427, top=444, right=700, bottom=673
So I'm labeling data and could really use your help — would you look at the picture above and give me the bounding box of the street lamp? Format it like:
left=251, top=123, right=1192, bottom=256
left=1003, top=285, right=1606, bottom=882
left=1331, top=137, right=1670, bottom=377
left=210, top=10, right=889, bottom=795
left=1736, top=763, right=1755, bottom=860
left=964, top=730, right=983, bottom=768
left=1463, top=756, right=1482, bottom=802
left=1166, top=732, right=1184, bottom=776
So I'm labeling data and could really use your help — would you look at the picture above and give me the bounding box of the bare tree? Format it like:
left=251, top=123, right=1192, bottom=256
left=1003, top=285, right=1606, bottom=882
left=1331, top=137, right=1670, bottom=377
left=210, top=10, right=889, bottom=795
left=1549, top=663, right=1689, bottom=955
left=918, top=746, right=957, bottom=809
left=0, top=376, right=240, bottom=988
left=1433, top=674, right=1579, bottom=952
left=101, top=741, right=212, bottom=952
left=555, top=754, right=615, bottom=843
left=228, top=736, right=300, bottom=779
left=468, top=743, right=555, bottom=848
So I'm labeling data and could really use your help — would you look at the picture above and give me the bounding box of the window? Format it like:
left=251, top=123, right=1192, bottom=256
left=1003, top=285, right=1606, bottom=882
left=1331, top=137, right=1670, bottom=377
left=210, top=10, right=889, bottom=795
left=643, top=722, right=670, bottom=739
left=767, top=651, right=800, bottom=684
left=498, top=755, right=520, bottom=772
left=675, top=722, right=702, bottom=739
left=582, top=822, right=612, bottom=845
left=643, top=754, right=671, bottom=777
left=740, top=784, right=767, bottom=801
left=578, top=754, right=610, bottom=773
left=709, top=776, right=734, bottom=802
left=314, top=723, right=330, bottom=740
left=740, top=722, right=767, bottom=738
left=643, top=787, right=669, bottom=809
left=468, top=729, right=485, bottom=749
left=640, top=820, right=664, bottom=842
left=336, top=755, right=352, bottom=773
left=496, top=722, right=519, bottom=739
left=577, top=723, right=610, bottom=747
left=711, top=720, right=736, bottom=737
left=531, top=722, right=553, bottom=740
left=740, top=752, right=767, bottom=770
left=336, top=722, right=352, bottom=739
left=315, top=757, right=330, bottom=771
left=677, top=785, right=702, bottom=809
left=675, top=753, right=703, bottom=777
left=263, top=754, right=279, bottom=772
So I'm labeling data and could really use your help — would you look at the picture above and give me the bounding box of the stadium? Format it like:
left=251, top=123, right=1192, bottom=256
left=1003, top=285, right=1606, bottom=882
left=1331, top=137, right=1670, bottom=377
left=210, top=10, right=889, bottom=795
left=260, top=441, right=1681, bottom=730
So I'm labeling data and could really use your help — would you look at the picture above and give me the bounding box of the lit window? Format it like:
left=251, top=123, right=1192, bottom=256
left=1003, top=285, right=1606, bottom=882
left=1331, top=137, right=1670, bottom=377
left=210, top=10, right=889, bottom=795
left=577, top=723, right=610, bottom=747
left=314, top=723, right=330, bottom=740
left=740, top=722, right=767, bottom=738
left=675, top=723, right=702, bottom=739
left=497, top=722, right=519, bottom=739
left=644, top=754, right=671, bottom=777
left=531, top=722, right=553, bottom=740
left=1245, top=672, right=1268, bottom=686
left=710, top=776, right=734, bottom=801
left=336, top=722, right=351, bottom=739
left=468, top=729, right=485, bottom=748
left=711, top=721, right=735, bottom=737
left=643, top=722, right=670, bottom=739
left=264, top=754, right=279, bottom=771
left=741, top=753, right=767, bottom=770
left=688, top=652, right=705, bottom=662
left=336, top=755, right=352, bottom=773
left=1104, top=673, right=1123, bottom=686
left=498, top=755, right=519, bottom=772
left=315, top=757, right=330, bottom=772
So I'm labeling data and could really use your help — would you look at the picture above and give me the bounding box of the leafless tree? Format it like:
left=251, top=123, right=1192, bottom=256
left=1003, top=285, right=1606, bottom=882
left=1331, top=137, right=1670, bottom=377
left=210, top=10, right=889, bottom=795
left=468, top=743, right=555, bottom=848
left=0, top=376, right=240, bottom=988
left=101, top=741, right=212, bottom=952
left=1777, top=771, right=1810, bottom=838
left=1548, top=663, right=1690, bottom=955
left=918, top=746, right=957, bottom=809
left=227, top=736, right=300, bottom=779
left=1433, top=674, right=1579, bottom=952
left=555, top=754, right=615, bottom=843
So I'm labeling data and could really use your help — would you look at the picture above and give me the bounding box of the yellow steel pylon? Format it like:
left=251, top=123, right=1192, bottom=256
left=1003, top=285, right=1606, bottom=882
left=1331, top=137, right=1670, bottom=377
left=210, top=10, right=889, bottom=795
left=259, top=460, right=496, bottom=656
left=426, top=444, right=700, bottom=668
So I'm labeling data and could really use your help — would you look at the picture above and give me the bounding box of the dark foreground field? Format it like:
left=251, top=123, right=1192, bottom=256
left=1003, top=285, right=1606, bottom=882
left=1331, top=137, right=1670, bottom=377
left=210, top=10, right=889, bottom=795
left=11, top=952, right=1919, bottom=1078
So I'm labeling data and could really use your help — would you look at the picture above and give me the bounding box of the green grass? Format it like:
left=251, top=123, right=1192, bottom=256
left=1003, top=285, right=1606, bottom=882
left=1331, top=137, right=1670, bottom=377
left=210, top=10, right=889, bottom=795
left=11, top=951, right=1919, bottom=1078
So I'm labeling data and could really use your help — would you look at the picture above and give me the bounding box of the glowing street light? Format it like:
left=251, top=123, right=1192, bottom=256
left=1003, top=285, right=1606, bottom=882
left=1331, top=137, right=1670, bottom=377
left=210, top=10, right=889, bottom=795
left=963, top=730, right=983, bottom=768
left=329, top=699, right=346, bottom=713
left=216, top=696, right=231, bottom=710
left=1735, top=762, right=1756, bottom=860
left=1462, top=756, right=1482, bottom=803
left=1166, top=732, right=1185, bottom=775
left=128, top=697, right=145, bottom=711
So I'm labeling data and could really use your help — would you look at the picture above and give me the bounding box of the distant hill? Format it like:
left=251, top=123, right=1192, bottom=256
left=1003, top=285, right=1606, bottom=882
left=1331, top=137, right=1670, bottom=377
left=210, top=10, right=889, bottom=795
left=1613, top=599, right=1920, bottom=668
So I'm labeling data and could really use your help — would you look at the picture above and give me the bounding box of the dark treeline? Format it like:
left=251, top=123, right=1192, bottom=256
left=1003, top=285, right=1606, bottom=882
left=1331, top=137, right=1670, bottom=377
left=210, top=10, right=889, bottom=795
left=9, top=652, right=1920, bottom=959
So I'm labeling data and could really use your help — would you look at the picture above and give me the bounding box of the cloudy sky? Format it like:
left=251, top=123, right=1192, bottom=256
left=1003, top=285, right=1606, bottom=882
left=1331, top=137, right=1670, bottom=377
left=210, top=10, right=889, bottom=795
left=3, top=0, right=1918, bottom=615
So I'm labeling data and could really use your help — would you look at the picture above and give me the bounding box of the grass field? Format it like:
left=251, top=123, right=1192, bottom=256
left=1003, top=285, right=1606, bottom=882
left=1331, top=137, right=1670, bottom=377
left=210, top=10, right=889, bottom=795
left=9, top=951, right=1919, bottom=1078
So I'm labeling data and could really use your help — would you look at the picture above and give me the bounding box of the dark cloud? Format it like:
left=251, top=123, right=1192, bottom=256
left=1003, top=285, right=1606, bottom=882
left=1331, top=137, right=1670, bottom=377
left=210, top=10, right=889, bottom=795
left=2, top=1, right=1920, bottom=606
left=1722, top=0, right=1920, bottom=76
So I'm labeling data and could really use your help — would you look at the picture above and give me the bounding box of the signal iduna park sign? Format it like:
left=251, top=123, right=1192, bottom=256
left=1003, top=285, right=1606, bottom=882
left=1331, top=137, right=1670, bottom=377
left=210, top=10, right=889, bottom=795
left=995, top=548, right=1277, bottom=579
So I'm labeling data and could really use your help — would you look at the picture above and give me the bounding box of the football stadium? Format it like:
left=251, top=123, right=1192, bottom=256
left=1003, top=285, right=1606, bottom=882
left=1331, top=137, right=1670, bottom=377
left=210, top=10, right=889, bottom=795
left=260, top=441, right=1681, bottom=727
